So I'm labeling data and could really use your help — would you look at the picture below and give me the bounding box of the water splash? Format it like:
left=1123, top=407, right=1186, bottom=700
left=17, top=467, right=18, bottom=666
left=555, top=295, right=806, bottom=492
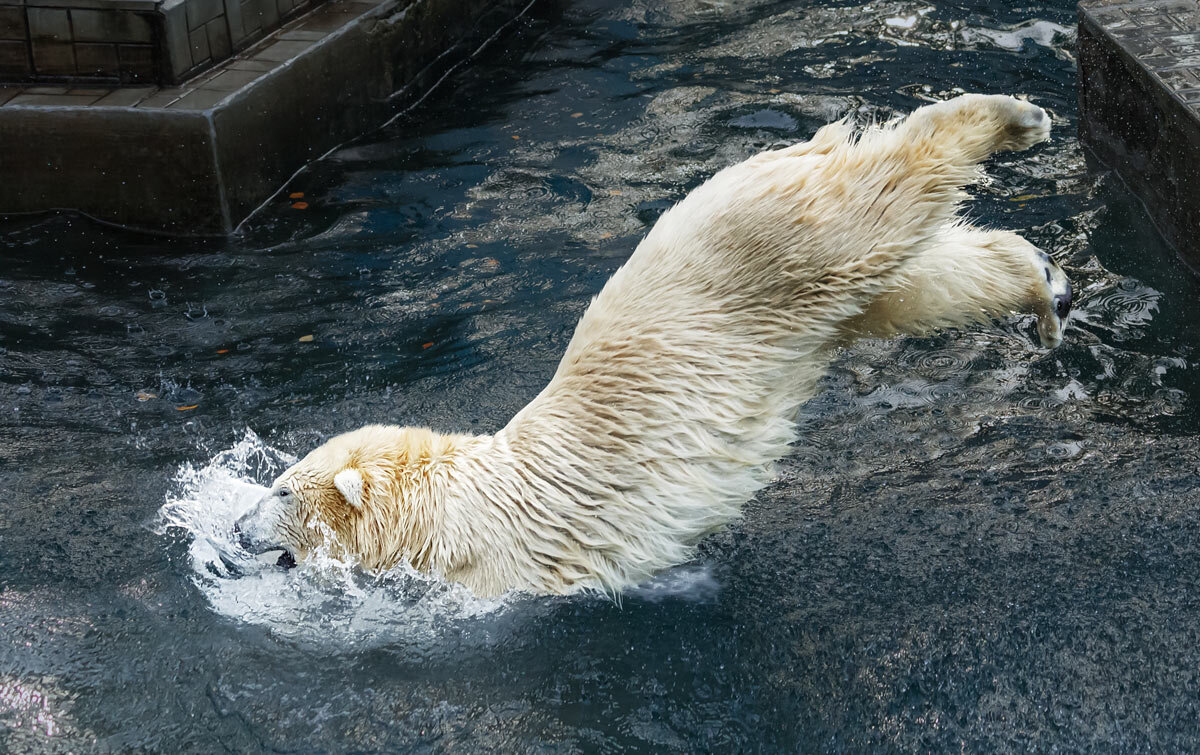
left=960, top=19, right=1074, bottom=52
left=156, top=429, right=718, bottom=648
left=156, top=429, right=513, bottom=649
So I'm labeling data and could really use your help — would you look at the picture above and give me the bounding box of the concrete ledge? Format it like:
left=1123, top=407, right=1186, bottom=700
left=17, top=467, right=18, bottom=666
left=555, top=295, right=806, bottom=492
left=0, top=0, right=532, bottom=234
left=1078, top=0, right=1200, bottom=267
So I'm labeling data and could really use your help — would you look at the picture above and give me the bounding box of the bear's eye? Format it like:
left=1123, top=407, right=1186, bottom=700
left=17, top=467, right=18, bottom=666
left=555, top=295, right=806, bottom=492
left=277, top=487, right=291, bottom=499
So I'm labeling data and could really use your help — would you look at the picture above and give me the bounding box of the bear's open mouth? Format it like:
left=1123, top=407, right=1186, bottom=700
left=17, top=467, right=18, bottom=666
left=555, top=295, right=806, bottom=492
left=275, top=550, right=297, bottom=569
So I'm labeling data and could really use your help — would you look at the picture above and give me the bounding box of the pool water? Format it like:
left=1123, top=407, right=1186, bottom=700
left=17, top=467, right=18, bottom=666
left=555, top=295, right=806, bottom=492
left=5, top=0, right=1200, bottom=750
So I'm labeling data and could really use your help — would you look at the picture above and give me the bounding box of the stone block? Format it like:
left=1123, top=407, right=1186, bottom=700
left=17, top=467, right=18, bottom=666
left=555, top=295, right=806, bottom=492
left=93, top=85, right=153, bottom=106
left=226, top=57, right=273, bottom=72
left=0, top=39, right=31, bottom=74
left=161, top=0, right=193, bottom=78
left=252, top=38, right=309, bottom=62
left=9, top=92, right=102, bottom=105
left=117, top=43, right=154, bottom=81
left=278, top=30, right=324, bottom=41
left=186, top=0, right=223, bottom=31
left=27, top=7, right=69, bottom=40
left=135, top=86, right=185, bottom=107
left=20, top=0, right=158, bottom=10
left=69, top=9, right=153, bottom=44
left=189, top=25, right=210, bottom=64
left=205, top=17, right=231, bottom=59
left=74, top=42, right=119, bottom=74
left=295, top=10, right=355, bottom=33
left=254, top=0, right=279, bottom=34
left=31, top=40, right=75, bottom=73
left=222, top=0, right=246, bottom=47
left=168, top=85, right=227, bottom=109
left=238, top=0, right=260, bottom=36
left=201, top=67, right=258, bottom=90
left=0, top=6, right=26, bottom=39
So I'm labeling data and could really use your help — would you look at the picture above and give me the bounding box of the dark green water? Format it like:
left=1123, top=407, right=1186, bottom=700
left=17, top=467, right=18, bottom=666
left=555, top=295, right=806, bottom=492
left=4, top=0, right=1200, bottom=751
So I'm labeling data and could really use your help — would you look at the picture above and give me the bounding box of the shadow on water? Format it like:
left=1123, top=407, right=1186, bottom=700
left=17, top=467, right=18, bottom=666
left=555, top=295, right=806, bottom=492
left=4, top=0, right=1200, bottom=750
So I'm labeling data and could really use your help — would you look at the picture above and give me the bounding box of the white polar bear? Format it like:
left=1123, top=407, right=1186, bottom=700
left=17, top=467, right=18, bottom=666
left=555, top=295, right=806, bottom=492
left=236, top=94, right=1072, bottom=597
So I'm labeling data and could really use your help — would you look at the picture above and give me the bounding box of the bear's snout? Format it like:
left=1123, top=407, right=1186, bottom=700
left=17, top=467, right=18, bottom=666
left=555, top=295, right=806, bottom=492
left=234, top=495, right=282, bottom=555
left=232, top=520, right=254, bottom=552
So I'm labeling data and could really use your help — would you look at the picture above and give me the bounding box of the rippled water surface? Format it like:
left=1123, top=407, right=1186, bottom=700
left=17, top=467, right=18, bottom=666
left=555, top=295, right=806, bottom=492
left=5, top=0, right=1200, bottom=751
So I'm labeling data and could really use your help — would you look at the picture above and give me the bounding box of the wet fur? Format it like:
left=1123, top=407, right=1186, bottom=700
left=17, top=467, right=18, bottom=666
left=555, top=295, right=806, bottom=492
left=244, top=94, right=1068, bottom=596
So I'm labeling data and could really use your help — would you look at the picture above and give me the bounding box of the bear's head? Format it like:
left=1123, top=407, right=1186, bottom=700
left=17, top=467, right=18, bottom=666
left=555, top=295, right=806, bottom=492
left=234, top=424, right=474, bottom=571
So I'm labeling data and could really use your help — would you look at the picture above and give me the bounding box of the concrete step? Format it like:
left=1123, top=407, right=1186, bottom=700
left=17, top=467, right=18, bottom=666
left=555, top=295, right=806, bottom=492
left=1079, top=0, right=1200, bottom=269
left=0, top=0, right=533, bottom=234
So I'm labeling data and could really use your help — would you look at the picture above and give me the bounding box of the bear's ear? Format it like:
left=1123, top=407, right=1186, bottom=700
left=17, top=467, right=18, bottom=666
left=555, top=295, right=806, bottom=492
left=333, top=468, right=364, bottom=509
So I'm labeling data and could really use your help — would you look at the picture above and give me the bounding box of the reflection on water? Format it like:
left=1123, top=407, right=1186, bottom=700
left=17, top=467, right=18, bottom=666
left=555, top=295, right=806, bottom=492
left=4, top=0, right=1200, bottom=750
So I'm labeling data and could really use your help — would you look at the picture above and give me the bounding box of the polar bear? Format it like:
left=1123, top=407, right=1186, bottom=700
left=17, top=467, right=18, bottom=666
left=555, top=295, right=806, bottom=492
left=236, top=94, right=1072, bottom=597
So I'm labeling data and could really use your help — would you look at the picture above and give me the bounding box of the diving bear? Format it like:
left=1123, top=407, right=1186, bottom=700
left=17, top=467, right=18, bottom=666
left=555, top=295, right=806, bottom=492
left=236, top=94, right=1072, bottom=596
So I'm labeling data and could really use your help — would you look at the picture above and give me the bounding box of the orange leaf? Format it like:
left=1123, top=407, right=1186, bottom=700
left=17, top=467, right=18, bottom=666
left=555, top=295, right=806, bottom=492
left=289, top=191, right=305, bottom=199
left=176, top=404, right=199, bottom=411
left=292, top=201, right=309, bottom=210
left=422, top=342, right=434, bottom=349
left=298, top=334, right=314, bottom=342
left=570, top=112, right=583, bottom=118
left=511, top=135, right=520, bottom=140
left=216, top=349, right=229, bottom=354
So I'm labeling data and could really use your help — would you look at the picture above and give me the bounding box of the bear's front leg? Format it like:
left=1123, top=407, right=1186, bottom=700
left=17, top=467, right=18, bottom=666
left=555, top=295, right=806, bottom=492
left=838, top=225, right=1072, bottom=348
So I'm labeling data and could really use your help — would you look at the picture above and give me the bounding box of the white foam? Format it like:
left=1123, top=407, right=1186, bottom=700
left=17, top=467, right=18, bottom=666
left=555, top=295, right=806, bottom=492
left=628, top=565, right=721, bottom=603
left=960, top=20, right=1073, bottom=52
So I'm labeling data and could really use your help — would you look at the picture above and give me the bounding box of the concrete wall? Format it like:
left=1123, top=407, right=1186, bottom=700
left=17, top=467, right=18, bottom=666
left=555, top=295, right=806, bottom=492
left=0, top=0, right=158, bottom=84
left=0, top=0, right=532, bottom=234
left=0, top=0, right=324, bottom=86
left=1078, top=0, right=1200, bottom=267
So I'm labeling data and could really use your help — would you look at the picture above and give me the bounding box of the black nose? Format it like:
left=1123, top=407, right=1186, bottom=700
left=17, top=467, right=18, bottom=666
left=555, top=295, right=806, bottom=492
left=232, top=521, right=253, bottom=551
left=1054, top=287, right=1072, bottom=319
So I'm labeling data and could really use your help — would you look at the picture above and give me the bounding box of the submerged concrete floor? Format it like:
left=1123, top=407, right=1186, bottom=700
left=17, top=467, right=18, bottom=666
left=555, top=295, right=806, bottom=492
left=1079, top=0, right=1200, bottom=268
left=0, top=0, right=532, bottom=234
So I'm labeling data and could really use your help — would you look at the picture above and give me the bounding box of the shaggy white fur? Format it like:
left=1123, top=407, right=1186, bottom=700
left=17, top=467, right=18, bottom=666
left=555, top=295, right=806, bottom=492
left=235, top=94, right=1072, bottom=596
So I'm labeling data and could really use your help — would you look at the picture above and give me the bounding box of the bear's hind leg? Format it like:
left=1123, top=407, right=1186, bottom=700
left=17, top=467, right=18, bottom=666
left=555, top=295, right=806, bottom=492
left=795, top=94, right=1053, bottom=285
left=838, top=225, right=1072, bottom=348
